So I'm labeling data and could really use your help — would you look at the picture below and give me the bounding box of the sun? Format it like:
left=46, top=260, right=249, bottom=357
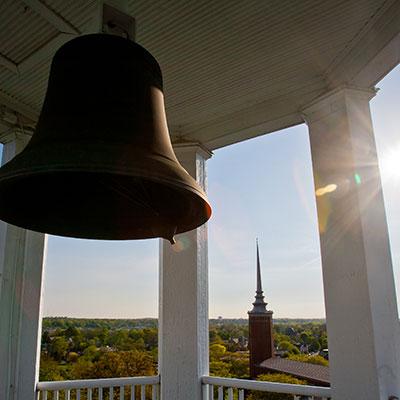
left=380, top=146, right=400, bottom=179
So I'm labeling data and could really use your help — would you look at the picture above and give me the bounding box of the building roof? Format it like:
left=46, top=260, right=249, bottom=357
left=1, top=1, right=400, bottom=148
left=259, top=358, right=330, bottom=386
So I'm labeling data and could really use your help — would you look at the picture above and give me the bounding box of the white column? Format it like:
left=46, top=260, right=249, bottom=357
left=303, top=87, right=400, bottom=400
left=159, top=143, right=211, bottom=400
left=0, top=132, right=47, bottom=400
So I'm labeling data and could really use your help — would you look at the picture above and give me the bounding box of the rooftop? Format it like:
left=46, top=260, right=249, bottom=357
left=260, top=357, right=330, bottom=387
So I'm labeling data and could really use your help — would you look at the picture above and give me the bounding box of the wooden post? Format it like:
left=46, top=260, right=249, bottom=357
left=0, top=132, right=47, bottom=400
left=159, top=143, right=211, bottom=400
left=304, top=87, right=400, bottom=400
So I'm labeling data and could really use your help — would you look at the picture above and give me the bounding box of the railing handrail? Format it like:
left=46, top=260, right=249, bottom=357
left=37, top=375, right=160, bottom=391
left=201, top=376, right=331, bottom=397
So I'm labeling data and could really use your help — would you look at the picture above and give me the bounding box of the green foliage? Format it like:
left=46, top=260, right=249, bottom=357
left=40, top=317, right=328, bottom=387
left=87, top=350, right=156, bottom=378
left=210, top=361, right=231, bottom=377
left=210, top=344, right=227, bottom=361
left=287, top=354, right=328, bottom=366
left=39, top=355, right=65, bottom=381
left=247, top=374, right=307, bottom=400
left=67, top=352, right=79, bottom=363
left=40, top=319, right=158, bottom=382
left=224, top=353, right=249, bottom=378
left=309, top=338, right=321, bottom=352
left=48, top=336, right=69, bottom=361
left=276, top=341, right=299, bottom=355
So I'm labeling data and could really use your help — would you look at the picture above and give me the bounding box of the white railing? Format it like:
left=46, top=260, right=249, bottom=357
left=36, top=375, right=160, bottom=400
left=202, top=376, right=331, bottom=400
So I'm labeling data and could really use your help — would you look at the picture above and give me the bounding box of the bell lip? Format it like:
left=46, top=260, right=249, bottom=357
left=0, top=170, right=212, bottom=240
left=0, top=141, right=210, bottom=201
left=0, top=145, right=212, bottom=239
left=0, top=161, right=210, bottom=207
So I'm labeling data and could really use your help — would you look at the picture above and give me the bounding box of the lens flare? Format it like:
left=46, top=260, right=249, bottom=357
left=171, top=236, right=191, bottom=253
left=315, top=184, right=337, bottom=197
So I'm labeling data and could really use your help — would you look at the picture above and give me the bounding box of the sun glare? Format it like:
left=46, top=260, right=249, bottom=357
left=381, top=146, right=400, bottom=179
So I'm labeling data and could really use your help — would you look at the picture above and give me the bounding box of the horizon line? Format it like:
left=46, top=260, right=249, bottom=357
left=42, top=315, right=327, bottom=320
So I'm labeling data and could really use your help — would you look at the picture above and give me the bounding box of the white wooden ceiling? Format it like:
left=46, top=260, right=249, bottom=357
left=1, top=0, right=399, bottom=149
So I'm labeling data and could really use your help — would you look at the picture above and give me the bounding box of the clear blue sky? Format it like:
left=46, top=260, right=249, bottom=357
left=42, top=65, right=400, bottom=319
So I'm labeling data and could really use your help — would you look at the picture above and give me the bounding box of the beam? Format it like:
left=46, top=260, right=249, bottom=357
left=22, top=0, right=80, bottom=35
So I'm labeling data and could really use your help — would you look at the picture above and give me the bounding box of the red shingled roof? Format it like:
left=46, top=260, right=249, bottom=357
left=259, top=358, right=330, bottom=386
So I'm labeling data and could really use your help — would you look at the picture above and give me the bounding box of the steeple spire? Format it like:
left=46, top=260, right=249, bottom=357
left=249, top=239, right=268, bottom=314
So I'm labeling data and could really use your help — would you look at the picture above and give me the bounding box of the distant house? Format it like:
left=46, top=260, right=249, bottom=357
left=248, top=242, right=330, bottom=387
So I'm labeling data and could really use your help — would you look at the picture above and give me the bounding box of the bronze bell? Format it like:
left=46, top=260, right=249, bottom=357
left=0, top=34, right=211, bottom=243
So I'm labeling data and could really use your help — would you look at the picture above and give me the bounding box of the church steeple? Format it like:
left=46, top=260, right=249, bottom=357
left=248, top=239, right=274, bottom=378
left=249, top=239, right=267, bottom=314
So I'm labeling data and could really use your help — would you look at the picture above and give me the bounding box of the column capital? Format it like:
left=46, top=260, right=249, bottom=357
left=301, top=85, right=377, bottom=124
left=172, top=141, right=213, bottom=160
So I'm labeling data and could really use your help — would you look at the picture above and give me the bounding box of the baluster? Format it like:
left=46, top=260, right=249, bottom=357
left=110, top=387, right=114, bottom=399
left=208, top=384, right=214, bottom=400
left=140, top=385, right=145, bottom=400
left=130, top=385, right=135, bottom=400
left=88, top=388, right=92, bottom=400
left=202, top=384, right=208, bottom=400
left=218, top=386, right=223, bottom=400
left=238, top=389, right=245, bottom=400
left=99, top=387, right=103, bottom=400
left=227, top=387, right=233, bottom=400
left=43, top=391, right=48, bottom=400
left=77, top=389, right=81, bottom=400
left=152, top=384, right=157, bottom=400
left=65, top=389, right=70, bottom=400
left=54, top=390, right=59, bottom=400
left=119, top=386, right=124, bottom=400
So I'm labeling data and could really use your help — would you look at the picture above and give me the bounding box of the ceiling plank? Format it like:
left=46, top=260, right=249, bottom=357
left=22, top=0, right=80, bottom=35
left=0, top=90, right=39, bottom=123
left=0, top=54, right=18, bottom=74
left=325, top=0, right=400, bottom=87
left=18, top=33, right=75, bottom=74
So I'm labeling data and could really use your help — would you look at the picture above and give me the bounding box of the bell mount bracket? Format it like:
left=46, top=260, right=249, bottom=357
left=101, top=2, right=136, bottom=41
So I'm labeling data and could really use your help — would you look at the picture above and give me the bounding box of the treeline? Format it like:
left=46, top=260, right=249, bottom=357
left=42, top=317, right=157, bottom=330
left=40, top=317, right=328, bottom=399
left=40, top=323, right=158, bottom=382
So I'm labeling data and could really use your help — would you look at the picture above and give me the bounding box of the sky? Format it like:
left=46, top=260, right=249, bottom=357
left=41, top=65, right=400, bottom=319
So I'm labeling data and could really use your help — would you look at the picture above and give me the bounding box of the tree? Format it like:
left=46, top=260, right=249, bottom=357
left=210, top=361, right=231, bottom=377
left=143, top=328, right=158, bottom=350
left=287, top=354, right=328, bottom=366
left=247, top=374, right=307, bottom=400
left=82, top=345, right=99, bottom=361
left=39, top=355, right=64, bottom=381
left=210, top=344, right=227, bottom=361
left=309, top=338, right=321, bottom=353
left=227, top=353, right=249, bottom=378
left=49, top=337, right=69, bottom=361
left=277, top=341, right=300, bottom=355
left=92, top=350, right=156, bottom=378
